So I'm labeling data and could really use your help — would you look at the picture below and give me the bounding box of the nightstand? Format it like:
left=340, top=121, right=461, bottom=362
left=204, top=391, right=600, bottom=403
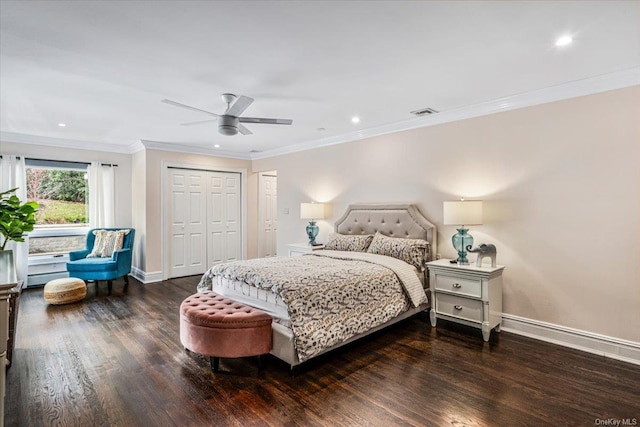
left=426, top=259, right=504, bottom=342
left=287, top=243, right=324, bottom=256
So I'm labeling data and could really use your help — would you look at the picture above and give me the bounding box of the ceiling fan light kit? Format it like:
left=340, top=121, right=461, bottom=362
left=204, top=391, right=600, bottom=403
left=162, top=93, right=293, bottom=137
left=218, top=115, right=240, bottom=136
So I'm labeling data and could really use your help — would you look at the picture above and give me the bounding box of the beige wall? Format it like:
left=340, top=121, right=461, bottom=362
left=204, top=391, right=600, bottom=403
left=140, top=149, right=257, bottom=275
left=131, top=150, right=146, bottom=271
left=0, top=141, right=259, bottom=281
left=246, top=171, right=259, bottom=259
left=0, top=141, right=133, bottom=228
left=4, top=86, right=639, bottom=343
left=253, top=86, right=640, bottom=343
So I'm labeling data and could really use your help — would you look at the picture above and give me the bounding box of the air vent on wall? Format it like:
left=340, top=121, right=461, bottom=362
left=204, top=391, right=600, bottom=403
left=410, top=107, right=439, bottom=116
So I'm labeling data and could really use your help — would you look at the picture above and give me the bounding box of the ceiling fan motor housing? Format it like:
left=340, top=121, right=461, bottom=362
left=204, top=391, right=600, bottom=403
left=218, top=115, right=239, bottom=135
left=162, top=93, right=292, bottom=136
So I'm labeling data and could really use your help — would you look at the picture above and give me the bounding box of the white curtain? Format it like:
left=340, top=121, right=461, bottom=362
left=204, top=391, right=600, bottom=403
left=0, top=155, right=28, bottom=282
left=88, top=162, right=115, bottom=228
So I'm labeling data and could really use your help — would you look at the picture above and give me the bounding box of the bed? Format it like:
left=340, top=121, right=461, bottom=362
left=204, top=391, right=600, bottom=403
left=196, top=203, right=437, bottom=368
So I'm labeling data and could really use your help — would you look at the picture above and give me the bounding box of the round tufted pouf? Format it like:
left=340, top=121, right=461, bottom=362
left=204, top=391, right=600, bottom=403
left=44, top=277, right=87, bottom=305
left=179, top=291, right=272, bottom=372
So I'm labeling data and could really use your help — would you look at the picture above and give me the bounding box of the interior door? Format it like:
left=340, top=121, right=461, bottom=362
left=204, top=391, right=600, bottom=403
left=169, top=169, right=207, bottom=278
left=258, top=173, right=277, bottom=257
left=207, top=172, right=241, bottom=267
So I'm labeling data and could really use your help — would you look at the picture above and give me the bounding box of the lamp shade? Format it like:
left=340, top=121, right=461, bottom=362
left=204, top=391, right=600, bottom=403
left=300, top=202, right=325, bottom=220
left=443, top=200, right=483, bottom=226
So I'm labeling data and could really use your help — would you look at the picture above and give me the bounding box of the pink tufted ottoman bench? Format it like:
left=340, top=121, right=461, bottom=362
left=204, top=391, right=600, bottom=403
left=179, top=291, right=272, bottom=372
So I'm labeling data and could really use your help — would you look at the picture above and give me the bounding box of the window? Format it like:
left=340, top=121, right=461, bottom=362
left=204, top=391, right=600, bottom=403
left=26, top=159, right=89, bottom=255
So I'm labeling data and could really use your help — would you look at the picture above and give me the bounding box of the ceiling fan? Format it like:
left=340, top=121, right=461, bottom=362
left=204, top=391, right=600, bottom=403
left=161, top=93, right=293, bottom=136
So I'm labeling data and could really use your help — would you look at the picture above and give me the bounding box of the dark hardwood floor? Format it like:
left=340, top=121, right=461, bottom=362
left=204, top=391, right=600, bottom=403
left=6, top=277, right=640, bottom=426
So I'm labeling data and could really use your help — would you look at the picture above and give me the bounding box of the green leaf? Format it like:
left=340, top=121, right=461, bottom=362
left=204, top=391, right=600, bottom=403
left=0, top=188, right=39, bottom=249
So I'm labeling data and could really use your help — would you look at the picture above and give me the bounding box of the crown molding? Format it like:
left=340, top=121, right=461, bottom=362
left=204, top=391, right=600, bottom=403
left=3, top=67, right=638, bottom=161
left=140, top=140, right=252, bottom=160
left=250, top=67, right=640, bottom=160
left=0, top=131, right=135, bottom=154
left=0, top=130, right=251, bottom=160
left=128, top=140, right=146, bottom=154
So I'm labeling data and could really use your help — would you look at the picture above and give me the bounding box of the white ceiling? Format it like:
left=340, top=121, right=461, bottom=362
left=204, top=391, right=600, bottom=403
left=1, top=1, right=639, bottom=158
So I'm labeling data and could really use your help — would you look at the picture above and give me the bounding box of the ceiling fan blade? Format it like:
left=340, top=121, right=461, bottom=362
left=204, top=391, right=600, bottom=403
left=180, top=119, right=218, bottom=126
left=161, top=99, right=218, bottom=117
left=238, top=124, right=253, bottom=135
left=239, top=117, right=293, bottom=125
left=225, top=95, right=254, bottom=117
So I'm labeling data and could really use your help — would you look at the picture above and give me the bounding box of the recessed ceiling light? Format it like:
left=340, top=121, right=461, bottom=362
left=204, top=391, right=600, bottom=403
left=351, top=116, right=360, bottom=124
left=555, top=35, right=573, bottom=47
left=213, top=144, right=220, bottom=148
left=58, top=123, right=66, bottom=127
left=317, top=127, right=326, bottom=132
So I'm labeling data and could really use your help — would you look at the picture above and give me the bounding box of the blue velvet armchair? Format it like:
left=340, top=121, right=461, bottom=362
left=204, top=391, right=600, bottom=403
left=67, top=228, right=135, bottom=293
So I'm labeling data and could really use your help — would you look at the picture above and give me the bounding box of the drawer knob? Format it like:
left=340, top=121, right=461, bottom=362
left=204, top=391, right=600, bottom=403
left=452, top=283, right=462, bottom=288
left=454, top=305, right=463, bottom=310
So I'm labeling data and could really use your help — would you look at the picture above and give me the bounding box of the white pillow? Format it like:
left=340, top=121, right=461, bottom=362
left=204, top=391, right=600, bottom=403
left=86, top=230, right=108, bottom=258
left=86, top=229, right=130, bottom=258
left=100, top=229, right=130, bottom=257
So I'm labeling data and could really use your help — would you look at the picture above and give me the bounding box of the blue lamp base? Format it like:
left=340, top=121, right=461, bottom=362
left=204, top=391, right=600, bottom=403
left=306, top=221, right=319, bottom=245
left=452, top=227, right=473, bottom=265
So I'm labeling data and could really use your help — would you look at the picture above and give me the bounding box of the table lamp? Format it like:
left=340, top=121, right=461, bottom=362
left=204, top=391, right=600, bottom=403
left=300, top=202, right=325, bottom=245
left=443, top=199, right=483, bottom=264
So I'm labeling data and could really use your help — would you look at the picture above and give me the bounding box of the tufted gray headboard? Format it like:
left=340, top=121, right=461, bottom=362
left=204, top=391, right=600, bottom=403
left=334, top=203, right=437, bottom=261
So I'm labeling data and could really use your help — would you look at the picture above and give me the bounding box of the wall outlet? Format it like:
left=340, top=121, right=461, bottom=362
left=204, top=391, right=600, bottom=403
left=436, top=253, right=441, bottom=260
left=283, top=208, right=289, bottom=215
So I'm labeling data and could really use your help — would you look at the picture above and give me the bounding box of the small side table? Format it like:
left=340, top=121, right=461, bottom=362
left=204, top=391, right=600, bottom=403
left=426, top=259, right=505, bottom=342
left=287, top=243, right=324, bottom=256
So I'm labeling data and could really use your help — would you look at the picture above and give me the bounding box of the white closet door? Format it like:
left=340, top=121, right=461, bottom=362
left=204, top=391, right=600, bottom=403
left=169, top=169, right=207, bottom=277
left=169, top=169, right=242, bottom=279
left=258, top=174, right=277, bottom=258
left=207, top=172, right=241, bottom=268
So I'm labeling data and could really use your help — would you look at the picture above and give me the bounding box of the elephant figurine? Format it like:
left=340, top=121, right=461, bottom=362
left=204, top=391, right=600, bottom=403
left=466, top=243, right=497, bottom=267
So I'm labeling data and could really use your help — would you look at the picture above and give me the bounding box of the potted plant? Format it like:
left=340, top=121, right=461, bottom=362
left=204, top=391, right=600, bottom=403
left=0, top=187, right=39, bottom=253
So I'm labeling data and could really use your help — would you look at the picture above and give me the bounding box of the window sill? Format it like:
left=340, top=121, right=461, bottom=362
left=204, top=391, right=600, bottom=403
left=30, top=226, right=89, bottom=238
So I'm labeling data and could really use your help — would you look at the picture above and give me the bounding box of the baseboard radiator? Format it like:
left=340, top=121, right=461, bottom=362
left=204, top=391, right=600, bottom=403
left=27, top=254, right=70, bottom=287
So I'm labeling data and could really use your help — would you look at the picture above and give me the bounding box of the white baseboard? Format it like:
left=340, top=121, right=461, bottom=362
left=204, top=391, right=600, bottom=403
left=119, top=271, right=640, bottom=366
left=130, top=267, right=163, bottom=284
left=501, top=314, right=640, bottom=366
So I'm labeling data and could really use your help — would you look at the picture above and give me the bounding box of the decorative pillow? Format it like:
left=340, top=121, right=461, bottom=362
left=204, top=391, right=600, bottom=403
left=324, top=233, right=374, bottom=252
left=86, top=230, right=108, bottom=258
left=366, top=232, right=429, bottom=270
left=101, top=229, right=130, bottom=257
left=87, top=229, right=130, bottom=258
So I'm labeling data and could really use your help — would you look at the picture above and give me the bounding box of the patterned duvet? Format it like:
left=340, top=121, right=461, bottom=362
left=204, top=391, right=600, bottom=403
left=197, top=250, right=427, bottom=362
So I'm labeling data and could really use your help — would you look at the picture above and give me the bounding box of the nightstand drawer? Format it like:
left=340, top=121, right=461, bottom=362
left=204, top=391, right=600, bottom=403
left=436, top=293, right=483, bottom=323
left=435, top=274, right=481, bottom=298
